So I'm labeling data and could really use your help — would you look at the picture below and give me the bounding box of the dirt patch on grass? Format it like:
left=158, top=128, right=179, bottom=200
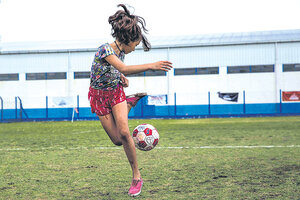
left=0, top=186, right=13, bottom=191
left=213, top=175, right=228, bottom=180
left=272, top=164, right=300, bottom=175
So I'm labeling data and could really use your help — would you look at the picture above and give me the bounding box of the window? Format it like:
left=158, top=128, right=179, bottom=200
left=251, top=65, right=274, bottom=72
left=145, top=71, right=166, bottom=76
left=26, top=73, right=46, bottom=80
left=197, top=67, right=219, bottom=75
left=283, top=64, right=300, bottom=72
left=0, top=73, right=19, bottom=81
left=126, top=71, right=166, bottom=77
left=228, top=66, right=250, bottom=74
left=227, top=65, right=274, bottom=74
left=74, top=71, right=90, bottom=79
left=174, top=67, right=219, bottom=75
left=47, top=72, right=66, bottom=80
left=174, top=68, right=196, bottom=75
left=26, top=72, right=66, bottom=80
left=126, top=72, right=145, bottom=77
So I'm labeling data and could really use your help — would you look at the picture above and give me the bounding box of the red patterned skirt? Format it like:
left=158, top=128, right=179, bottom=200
left=88, top=85, right=126, bottom=116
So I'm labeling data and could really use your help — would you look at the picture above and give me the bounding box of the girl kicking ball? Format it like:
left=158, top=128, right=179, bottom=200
left=88, top=4, right=172, bottom=197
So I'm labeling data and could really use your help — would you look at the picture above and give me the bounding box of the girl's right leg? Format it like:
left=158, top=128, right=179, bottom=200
left=98, top=100, right=141, bottom=180
left=99, top=104, right=143, bottom=196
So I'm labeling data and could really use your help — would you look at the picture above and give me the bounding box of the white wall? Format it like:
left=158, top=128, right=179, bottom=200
left=0, top=53, right=69, bottom=73
left=0, top=42, right=300, bottom=109
left=169, top=43, right=275, bottom=68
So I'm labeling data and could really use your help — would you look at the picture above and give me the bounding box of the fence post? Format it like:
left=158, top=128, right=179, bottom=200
left=15, top=97, right=18, bottom=119
left=243, top=90, right=246, bottom=114
left=208, top=92, right=211, bottom=115
left=167, top=94, right=170, bottom=117
left=0, top=97, right=3, bottom=121
left=279, top=89, right=282, bottom=113
left=19, top=98, right=22, bottom=121
left=141, top=96, right=144, bottom=118
left=77, top=95, right=80, bottom=119
left=16, top=97, right=29, bottom=120
left=46, top=96, right=48, bottom=119
left=174, top=93, right=177, bottom=117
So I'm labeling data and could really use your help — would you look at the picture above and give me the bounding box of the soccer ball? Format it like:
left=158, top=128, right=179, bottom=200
left=132, top=124, right=159, bottom=151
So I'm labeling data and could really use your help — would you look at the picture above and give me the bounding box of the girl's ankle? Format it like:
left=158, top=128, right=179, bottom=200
left=133, top=172, right=141, bottom=180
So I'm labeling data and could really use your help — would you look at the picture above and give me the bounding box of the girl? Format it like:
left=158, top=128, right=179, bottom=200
left=88, top=4, right=172, bottom=197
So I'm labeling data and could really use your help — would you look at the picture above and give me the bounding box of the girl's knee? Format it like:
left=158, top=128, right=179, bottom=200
left=111, top=137, right=122, bottom=146
left=120, top=131, right=131, bottom=142
left=113, top=141, right=123, bottom=146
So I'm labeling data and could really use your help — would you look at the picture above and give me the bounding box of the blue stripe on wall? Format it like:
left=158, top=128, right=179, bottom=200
left=1, top=102, right=300, bottom=121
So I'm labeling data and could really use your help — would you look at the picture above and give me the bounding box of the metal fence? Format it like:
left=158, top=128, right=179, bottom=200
left=0, top=90, right=300, bottom=122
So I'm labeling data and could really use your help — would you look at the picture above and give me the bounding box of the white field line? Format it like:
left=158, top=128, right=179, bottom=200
left=72, top=130, right=94, bottom=134
left=0, top=145, right=299, bottom=151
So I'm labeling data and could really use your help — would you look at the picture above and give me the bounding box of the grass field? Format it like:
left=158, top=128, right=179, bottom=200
left=0, top=116, right=299, bottom=199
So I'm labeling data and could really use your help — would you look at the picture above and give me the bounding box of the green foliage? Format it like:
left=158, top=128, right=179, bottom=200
left=0, top=117, right=299, bottom=199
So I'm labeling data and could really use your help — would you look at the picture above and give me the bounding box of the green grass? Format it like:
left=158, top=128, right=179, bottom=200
left=0, top=117, right=299, bottom=199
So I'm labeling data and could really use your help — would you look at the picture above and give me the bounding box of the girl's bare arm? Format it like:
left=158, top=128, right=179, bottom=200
left=105, top=54, right=172, bottom=75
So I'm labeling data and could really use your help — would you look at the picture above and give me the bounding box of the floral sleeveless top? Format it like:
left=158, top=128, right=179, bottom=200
left=90, top=43, right=125, bottom=90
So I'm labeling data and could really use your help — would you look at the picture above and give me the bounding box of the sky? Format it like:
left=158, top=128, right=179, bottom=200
left=0, top=0, right=300, bottom=43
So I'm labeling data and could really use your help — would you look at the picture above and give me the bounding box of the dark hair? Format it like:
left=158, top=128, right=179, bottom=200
left=108, top=4, right=151, bottom=51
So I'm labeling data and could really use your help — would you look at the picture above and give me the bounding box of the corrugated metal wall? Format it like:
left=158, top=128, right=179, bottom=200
left=278, top=42, right=300, bottom=64
left=1, top=42, right=299, bottom=73
left=169, top=43, right=275, bottom=68
left=69, top=52, right=94, bottom=72
left=0, top=41, right=300, bottom=109
left=0, top=53, right=69, bottom=73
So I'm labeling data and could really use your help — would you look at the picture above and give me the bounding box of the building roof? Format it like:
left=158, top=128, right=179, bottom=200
left=1, top=29, right=300, bottom=54
left=151, top=29, right=300, bottom=48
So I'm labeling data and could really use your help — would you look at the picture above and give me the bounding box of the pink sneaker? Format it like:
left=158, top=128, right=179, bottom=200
left=126, top=93, right=147, bottom=107
left=128, top=178, right=143, bottom=197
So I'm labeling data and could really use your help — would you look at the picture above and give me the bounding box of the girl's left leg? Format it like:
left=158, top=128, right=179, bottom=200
left=98, top=102, right=134, bottom=146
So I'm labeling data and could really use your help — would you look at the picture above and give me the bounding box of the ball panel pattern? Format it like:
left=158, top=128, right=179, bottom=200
left=132, top=124, right=159, bottom=151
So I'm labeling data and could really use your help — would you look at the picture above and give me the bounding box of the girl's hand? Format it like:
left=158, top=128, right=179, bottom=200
left=120, top=74, right=129, bottom=87
left=151, top=61, right=173, bottom=71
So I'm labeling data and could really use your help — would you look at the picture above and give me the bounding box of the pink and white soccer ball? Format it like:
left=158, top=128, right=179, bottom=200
left=132, top=124, right=159, bottom=151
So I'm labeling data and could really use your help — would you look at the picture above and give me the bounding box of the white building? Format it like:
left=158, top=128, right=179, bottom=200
left=0, top=29, right=300, bottom=121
